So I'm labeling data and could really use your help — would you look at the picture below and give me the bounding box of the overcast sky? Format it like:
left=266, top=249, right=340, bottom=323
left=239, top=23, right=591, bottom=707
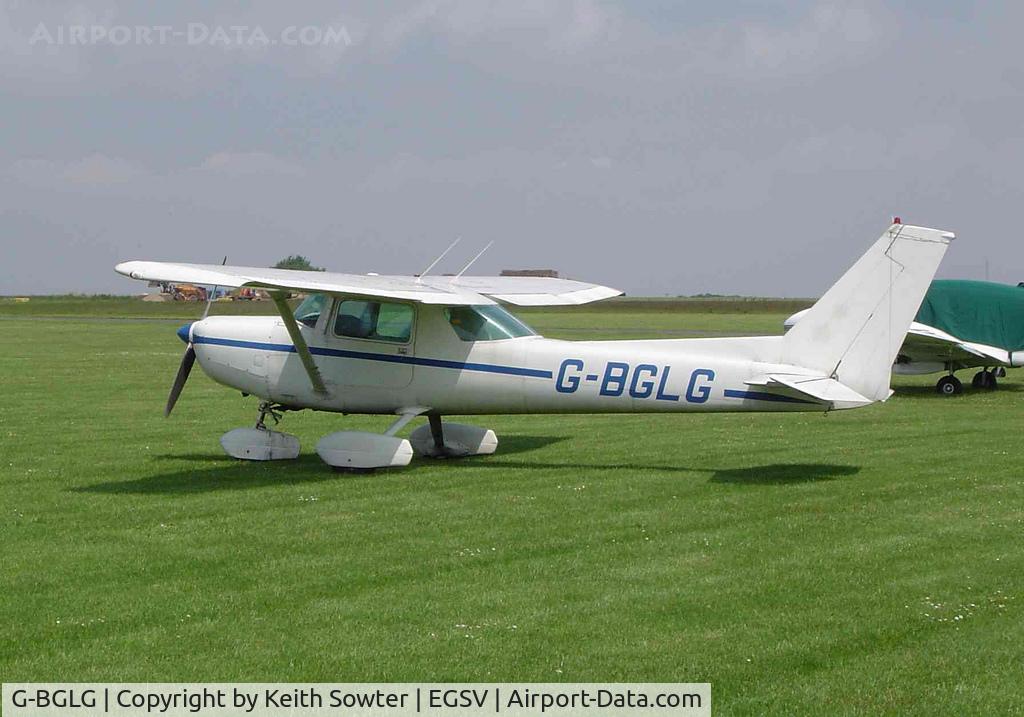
left=2, top=1, right=1022, bottom=296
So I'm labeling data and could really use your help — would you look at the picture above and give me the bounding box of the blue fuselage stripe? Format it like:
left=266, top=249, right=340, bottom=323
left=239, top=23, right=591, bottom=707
left=192, top=334, right=554, bottom=379
left=193, top=336, right=819, bottom=401
left=722, top=388, right=817, bottom=405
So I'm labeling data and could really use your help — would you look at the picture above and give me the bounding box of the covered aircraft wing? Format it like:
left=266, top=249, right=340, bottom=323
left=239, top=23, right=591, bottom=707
left=115, top=261, right=622, bottom=306
left=903, top=323, right=1015, bottom=366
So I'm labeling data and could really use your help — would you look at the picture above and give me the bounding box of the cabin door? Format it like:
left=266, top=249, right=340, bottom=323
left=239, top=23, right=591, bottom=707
left=322, top=297, right=416, bottom=388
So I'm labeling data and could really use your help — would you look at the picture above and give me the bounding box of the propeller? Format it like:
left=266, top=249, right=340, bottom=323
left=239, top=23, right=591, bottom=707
left=165, top=339, right=196, bottom=417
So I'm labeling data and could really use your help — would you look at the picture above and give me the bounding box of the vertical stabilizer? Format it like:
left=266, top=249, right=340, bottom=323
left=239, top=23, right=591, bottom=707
left=782, top=222, right=954, bottom=401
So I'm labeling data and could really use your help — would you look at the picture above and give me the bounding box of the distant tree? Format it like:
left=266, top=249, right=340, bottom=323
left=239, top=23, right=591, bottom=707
left=273, top=255, right=325, bottom=272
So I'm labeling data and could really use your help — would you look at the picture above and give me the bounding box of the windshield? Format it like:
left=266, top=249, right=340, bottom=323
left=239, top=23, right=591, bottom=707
left=294, top=293, right=327, bottom=328
left=445, top=305, right=537, bottom=341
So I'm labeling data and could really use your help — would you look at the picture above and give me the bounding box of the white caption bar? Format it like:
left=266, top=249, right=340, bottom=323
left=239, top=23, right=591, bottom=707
left=3, top=684, right=710, bottom=717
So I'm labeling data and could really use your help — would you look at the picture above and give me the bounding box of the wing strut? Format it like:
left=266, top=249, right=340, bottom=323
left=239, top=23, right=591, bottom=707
left=270, top=291, right=329, bottom=396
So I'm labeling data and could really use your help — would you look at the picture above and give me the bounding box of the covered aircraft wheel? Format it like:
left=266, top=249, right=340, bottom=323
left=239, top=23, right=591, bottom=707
left=972, top=370, right=998, bottom=390
left=936, top=375, right=963, bottom=396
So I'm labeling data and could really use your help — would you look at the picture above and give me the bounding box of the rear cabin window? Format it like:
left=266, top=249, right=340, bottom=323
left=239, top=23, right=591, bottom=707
left=294, top=293, right=327, bottom=328
left=445, top=305, right=536, bottom=341
left=334, top=299, right=413, bottom=343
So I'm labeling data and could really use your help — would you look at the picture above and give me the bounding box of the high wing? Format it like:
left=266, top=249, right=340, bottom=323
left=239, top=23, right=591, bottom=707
left=438, top=275, right=622, bottom=306
left=115, top=261, right=622, bottom=306
left=903, top=322, right=1014, bottom=366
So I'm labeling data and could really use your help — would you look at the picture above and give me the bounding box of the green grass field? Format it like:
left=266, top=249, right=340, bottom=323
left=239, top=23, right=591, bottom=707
left=1, top=299, right=1021, bottom=715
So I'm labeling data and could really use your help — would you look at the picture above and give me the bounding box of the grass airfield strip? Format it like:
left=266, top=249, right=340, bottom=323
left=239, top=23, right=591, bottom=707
left=1, top=298, right=1021, bottom=715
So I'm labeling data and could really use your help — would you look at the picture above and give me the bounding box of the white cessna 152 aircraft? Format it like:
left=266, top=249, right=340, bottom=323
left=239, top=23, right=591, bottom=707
left=116, top=221, right=953, bottom=470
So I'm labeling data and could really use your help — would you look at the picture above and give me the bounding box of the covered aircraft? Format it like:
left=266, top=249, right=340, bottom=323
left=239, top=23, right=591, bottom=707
left=786, top=279, right=1024, bottom=395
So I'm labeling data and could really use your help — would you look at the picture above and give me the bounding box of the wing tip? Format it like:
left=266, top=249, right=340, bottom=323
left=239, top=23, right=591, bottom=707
left=114, top=260, right=141, bottom=278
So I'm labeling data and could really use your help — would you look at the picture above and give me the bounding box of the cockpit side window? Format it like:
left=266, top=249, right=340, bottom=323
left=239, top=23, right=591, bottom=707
left=445, top=305, right=537, bottom=341
left=294, top=293, right=327, bottom=328
left=334, top=299, right=413, bottom=343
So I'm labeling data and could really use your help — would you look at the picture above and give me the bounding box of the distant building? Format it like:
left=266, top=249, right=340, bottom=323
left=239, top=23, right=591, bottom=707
left=500, top=269, right=559, bottom=278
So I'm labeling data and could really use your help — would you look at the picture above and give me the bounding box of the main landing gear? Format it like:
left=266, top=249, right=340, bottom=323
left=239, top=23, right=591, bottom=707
left=935, top=368, right=1001, bottom=396
left=408, top=414, right=498, bottom=458
left=219, top=405, right=498, bottom=470
left=971, top=369, right=1000, bottom=391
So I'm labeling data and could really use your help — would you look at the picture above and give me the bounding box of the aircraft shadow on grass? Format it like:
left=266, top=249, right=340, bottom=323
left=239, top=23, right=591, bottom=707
left=75, top=432, right=858, bottom=495
left=74, top=454, right=337, bottom=495
left=75, top=435, right=566, bottom=494
left=706, top=463, right=859, bottom=484
left=444, top=459, right=859, bottom=484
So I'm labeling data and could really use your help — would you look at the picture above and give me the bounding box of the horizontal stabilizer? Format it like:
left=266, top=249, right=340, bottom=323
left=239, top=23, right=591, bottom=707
left=746, top=372, right=875, bottom=409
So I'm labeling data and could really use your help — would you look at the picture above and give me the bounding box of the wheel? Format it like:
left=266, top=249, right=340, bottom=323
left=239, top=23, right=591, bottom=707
left=973, top=370, right=998, bottom=390
left=936, top=375, right=963, bottom=396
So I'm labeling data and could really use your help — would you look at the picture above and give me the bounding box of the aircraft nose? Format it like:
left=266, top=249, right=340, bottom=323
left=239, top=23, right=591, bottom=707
left=176, top=322, right=194, bottom=344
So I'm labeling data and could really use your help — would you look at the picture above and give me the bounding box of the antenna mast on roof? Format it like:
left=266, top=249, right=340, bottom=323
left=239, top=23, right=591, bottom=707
left=451, top=242, right=494, bottom=281
left=417, top=238, right=461, bottom=282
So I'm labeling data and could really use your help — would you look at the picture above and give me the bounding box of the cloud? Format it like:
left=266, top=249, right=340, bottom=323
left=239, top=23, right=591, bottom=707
left=7, top=154, right=145, bottom=185
left=376, top=0, right=619, bottom=52
left=197, top=151, right=306, bottom=177
left=3, top=2, right=1024, bottom=295
left=64, top=154, right=145, bottom=184
left=736, top=3, right=884, bottom=76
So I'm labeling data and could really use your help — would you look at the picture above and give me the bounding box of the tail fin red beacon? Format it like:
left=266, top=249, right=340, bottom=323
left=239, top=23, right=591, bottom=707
left=781, top=221, right=954, bottom=402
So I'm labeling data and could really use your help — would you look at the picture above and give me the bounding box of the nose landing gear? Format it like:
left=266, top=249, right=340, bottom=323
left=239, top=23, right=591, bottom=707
left=220, top=401, right=301, bottom=460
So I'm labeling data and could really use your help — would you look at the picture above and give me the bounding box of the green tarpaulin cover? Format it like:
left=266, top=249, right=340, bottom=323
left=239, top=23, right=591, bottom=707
left=915, top=280, right=1024, bottom=352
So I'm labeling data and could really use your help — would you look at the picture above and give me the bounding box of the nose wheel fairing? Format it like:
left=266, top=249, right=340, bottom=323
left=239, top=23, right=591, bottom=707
left=220, top=427, right=301, bottom=461
left=219, top=401, right=301, bottom=461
